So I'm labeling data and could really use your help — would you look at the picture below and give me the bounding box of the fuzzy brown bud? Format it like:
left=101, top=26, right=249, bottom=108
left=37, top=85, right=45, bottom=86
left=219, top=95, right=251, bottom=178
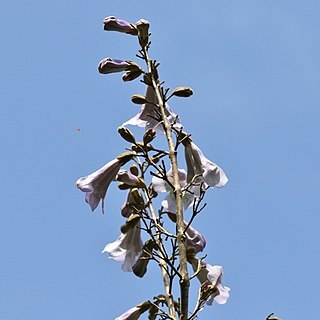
left=130, top=188, right=145, bottom=210
left=116, top=152, right=134, bottom=165
left=131, top=94, right=148, bottom=105
left=143, top=128, right=156, bottom=144
left=118, top=126, right=136, bottom=143
left=120, top=213, right=141, bottom=234
left=136, top=19, right=150, bottom=47
left=122, top=68, right=143, bottom=82
left=130, top=165, right=139, bottom=176
left=172, top=86, right=193, bottom=97
left=133, top=239, right=155, bottom=278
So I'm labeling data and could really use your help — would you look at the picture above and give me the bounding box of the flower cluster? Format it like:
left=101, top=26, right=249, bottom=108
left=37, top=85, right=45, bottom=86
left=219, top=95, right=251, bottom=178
left=76, top=16, right=230, bottom=320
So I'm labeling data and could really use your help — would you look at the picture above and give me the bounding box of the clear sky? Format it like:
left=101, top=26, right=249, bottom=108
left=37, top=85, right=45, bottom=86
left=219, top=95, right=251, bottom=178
left=1, top=0, right=319, bottom=319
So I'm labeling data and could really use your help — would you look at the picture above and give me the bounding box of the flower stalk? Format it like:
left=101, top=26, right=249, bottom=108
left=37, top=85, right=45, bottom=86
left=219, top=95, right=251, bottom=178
left=142, top=46, right=189, bottom=320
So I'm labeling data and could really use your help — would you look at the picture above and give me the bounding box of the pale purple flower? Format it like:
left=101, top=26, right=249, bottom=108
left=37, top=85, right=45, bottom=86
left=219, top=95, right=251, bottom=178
left=123, top=85, right=182, bottom=133
left=152, top=168, right=197, bottom=213
left=98, top=58, right=140, bottom=75
left=116, top=170, right=145, bottom=188
left=121, top=190, right=135, bottom=218
left=190, top=257, right=230, bottom=305
left=115, top=306, right=140, bottom=320
left=185, top=224, right=206, bottom=254
left=102, top=221, right=143, bottom=272
left=76, top=159, right=122, bottom=212
left=184, top=140, right=228, bottom=188
left=103, top=16, right=138, bottom=35
left=115, top=301, right=151, bottom=320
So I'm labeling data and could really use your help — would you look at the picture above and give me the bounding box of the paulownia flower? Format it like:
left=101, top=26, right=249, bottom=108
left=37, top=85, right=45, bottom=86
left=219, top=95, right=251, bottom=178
left=76, top=153, right=133, bottom=212
left=102, top=221, right=143, bottom=272
left=116, top=170, right=146, bottom=188
left=115, top=301, right=151, bottom=320
left=184, top=140, right=228, bottom=188
left=123, top=85, right=182, bottom=133
left=189, top=257, right=230, bottom=305
left=103, top=16, right=138, bottom=35
left=185, top=224, right=206, bottom=254
left=98, top=58, right=141, bottom=75
left=152, top=168, right=197, bottom=213
left=76, top=159, right=121, bottom=212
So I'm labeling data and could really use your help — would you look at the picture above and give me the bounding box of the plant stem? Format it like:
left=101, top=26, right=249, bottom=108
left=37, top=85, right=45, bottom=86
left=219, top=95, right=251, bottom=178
left=143, top=48, right=190, bottom=320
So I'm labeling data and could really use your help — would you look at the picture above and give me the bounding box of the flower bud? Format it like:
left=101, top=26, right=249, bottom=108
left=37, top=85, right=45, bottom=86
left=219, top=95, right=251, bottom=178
left=172, top=87, right=193, bottom=97
left=133, top=239, right=155, bottom=278
left=117, top=126, right=136, bottom=143
left=120, top=213, right=140, bottom=234
left=143, top=128, right=156, bottom=144
left=103, top=16, right=138, bottom=35
left=130, top=165, right=139, bottom=176
left=118, top=182, right=131, bottom=190
left=117, top=170, right=146, bottom=188
left=98, top=58, right=130, bottom=74
left=131, top=142, right=152, bottom=152
left=131, top=94, right=148, bottom=105
left=116, top=152, right=134, bottom=165
left=122, top=68, right=143, bottom=82
left=136, top=19, right=150, bottom=47
left=130, top=188, right=145, bottom=210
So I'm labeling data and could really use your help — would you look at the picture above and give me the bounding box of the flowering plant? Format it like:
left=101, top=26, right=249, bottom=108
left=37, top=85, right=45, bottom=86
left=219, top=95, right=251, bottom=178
left=76, top=16, right=279, bottom=320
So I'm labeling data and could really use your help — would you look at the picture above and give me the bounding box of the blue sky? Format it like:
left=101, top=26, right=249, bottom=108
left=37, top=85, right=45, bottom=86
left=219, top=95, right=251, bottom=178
left=1, top=1, right=320, bottom=319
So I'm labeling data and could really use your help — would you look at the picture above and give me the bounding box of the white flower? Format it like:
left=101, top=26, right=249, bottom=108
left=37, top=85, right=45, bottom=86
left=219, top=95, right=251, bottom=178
left=152, top=168, right=196, bottom=212
left=102, top=221, right=143, bottom=272
left=123, top=86, right=182, bottom=133
left=184, top=140, right=228, bottom=188
left=76, top=159, right=122, bottom=212
left=189, top=257, right=230, bottom=305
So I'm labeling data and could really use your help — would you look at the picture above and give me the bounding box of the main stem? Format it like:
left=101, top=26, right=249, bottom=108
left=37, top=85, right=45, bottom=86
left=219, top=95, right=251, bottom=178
left=144, top=48, right=190, bottom=320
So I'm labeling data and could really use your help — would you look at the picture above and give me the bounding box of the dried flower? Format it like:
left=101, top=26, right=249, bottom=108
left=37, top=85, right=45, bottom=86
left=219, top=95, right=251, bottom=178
left=102, top=221, right=143, bottom=272
left=103, top=16, right=138, bottom=35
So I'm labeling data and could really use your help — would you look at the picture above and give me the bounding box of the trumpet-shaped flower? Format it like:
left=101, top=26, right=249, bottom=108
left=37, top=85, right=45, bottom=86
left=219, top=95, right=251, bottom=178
left=103, top=16, right=138, bottom=35
left=123, top=85, right=182, bottom=133
left=185, top=224, right=206, bottom=254
left=98, top=58, right=141, bottom=75
left=115, top=301, right=151, bottom=320
left=76, top=159, right=122, bottom=212
left=102, top=221, right=143, bottom=272
left=184, top=140, right=228, bottom=188
left=152, top=168, right=196, bottom=213
left=189, top=257, right=230, bottom=305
